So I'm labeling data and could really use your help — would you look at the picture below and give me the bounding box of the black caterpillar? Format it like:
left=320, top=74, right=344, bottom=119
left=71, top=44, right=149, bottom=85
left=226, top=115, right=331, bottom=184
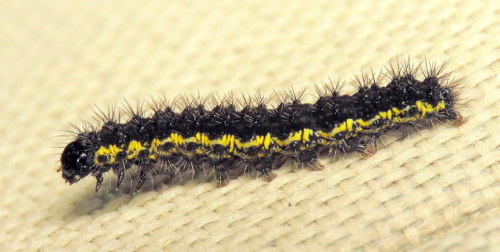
left=59, top=60, right=462, bottom=193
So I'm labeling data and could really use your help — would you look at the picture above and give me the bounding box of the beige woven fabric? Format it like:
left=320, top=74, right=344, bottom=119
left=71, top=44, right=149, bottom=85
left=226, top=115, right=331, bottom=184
left=0, top=0, right=498, bottom=251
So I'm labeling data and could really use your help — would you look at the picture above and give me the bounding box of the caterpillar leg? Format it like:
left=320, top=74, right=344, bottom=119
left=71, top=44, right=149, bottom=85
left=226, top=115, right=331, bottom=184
left=114, top=167, right=125, bottom=188
left=361, top=145, right=378, bottom=158
left=92, top=166, right=112, bottom=192
left=94, top=173, right=104, bottom=192
left=295, top=149, right=323, bottom=171
left=256, top=158, right=277, bottom=182
left=134, top=169, right=148, bottom=193
left=272, top=155, right=287, bottom=170
left=112, top=162, right=130, bottom=189
left=262, top=172, right=277, bottom=182
left=309, top=161, right=324, bottom=171
left=216, top=170, right=231, bottom=187
left=215, top=159, right=235, bottom=187
left=453, top=113, right=465, bottom=126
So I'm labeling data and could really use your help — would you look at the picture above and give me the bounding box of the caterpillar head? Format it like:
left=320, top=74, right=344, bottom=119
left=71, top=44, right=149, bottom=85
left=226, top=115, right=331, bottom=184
left=60, top=139, right=94, bottom=184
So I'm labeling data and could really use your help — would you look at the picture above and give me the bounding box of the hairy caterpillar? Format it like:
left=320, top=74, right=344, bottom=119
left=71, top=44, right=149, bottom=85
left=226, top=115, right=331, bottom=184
left=59, top=60, right=462, bottom=193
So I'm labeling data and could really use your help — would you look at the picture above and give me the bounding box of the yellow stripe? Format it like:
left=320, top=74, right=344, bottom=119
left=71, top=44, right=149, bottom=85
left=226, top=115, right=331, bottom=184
left=127, top=140, right=144, bottom=159
left=92, top=100, right=447, bottom=163
left=94, top=145, right=122, bottom=164
left=303, top=128, right=312, bottom=142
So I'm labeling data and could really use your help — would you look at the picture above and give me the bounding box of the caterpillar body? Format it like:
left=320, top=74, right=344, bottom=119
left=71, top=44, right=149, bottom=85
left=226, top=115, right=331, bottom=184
left=60, top=60, right=461, bottom=193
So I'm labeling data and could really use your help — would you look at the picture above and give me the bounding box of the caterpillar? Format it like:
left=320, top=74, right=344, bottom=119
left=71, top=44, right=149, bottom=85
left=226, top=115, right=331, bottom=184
left=59, top=60, right=462, bottom=193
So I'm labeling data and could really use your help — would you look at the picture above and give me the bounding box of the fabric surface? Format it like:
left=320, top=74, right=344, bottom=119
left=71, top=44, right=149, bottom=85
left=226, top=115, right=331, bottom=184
left=0, top=0, right=498, bottom=251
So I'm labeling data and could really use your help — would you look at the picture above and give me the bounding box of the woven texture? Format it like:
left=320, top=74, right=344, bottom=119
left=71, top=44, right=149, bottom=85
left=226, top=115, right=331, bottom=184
left=0, top=0, right=498, bottom=251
